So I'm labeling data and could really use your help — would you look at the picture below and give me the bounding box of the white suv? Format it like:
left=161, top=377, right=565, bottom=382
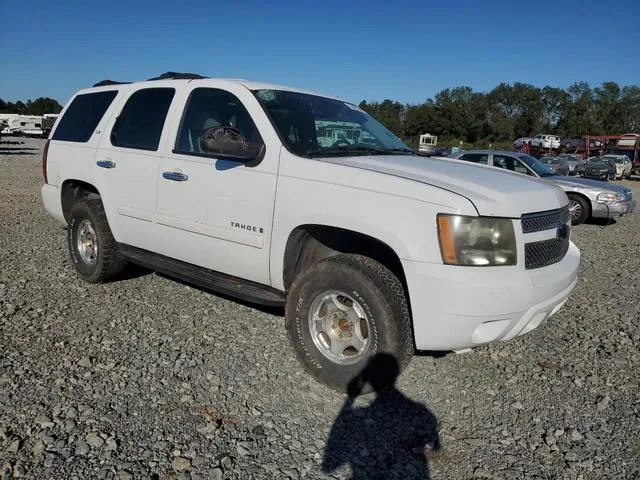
left=531, top=134, right=561, bottom=149
left=41, top=73, right=580, bottom=391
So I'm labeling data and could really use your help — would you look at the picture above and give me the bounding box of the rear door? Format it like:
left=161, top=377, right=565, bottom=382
left=94, top=83, right=179, bottom=247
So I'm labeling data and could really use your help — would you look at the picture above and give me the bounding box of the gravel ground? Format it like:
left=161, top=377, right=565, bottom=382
left=1, top=137, right=639, bottom=480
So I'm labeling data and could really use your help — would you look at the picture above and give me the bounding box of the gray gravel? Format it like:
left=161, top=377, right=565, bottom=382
left=1, top=137, right=640, bottom=479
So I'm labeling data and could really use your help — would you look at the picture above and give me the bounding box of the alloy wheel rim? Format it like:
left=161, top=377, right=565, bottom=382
left=308, top=290, right=371, bottom=365
left=76, top=219, right=98, bottom=264
left=569, top=200, right=582, bottom=220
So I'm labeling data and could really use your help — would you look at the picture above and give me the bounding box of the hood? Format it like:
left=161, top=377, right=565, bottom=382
left=585, top=162, right=608, bottom=170
left=319, top=155, right=568, bottom=217
left=549, top=176, right=632, bottom=195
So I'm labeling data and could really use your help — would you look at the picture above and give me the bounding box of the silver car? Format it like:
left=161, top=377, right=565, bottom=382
left=455, top=150, right=635, bottom=225
left=556, top=153, right=585, bottom=176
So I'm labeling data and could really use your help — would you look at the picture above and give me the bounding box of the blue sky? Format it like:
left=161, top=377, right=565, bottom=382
left=2, top=0, right=639, bottom=106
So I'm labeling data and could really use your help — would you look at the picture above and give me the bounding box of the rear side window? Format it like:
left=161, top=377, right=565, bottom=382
left=111, top=88, right=175, bottom=151
left=52, top=90, right=118, bottom=142
left=459, top=153, right=488, bottom=165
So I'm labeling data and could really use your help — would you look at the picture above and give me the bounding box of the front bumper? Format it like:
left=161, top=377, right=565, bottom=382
left=583, top=171, right=609, bottom=180
left=592, top=198, right=636, bottom=218
left=403, top=242, right=580, bottom=351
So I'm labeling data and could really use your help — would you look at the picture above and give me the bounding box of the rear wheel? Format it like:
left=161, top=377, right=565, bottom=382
left=285, top=254, right=414, bottom=393
left=67, top=198, right=128, bottom=283
left=568, top=194, right=589, bottom=225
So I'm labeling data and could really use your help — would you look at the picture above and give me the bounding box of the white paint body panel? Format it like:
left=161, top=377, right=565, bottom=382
left=42, top=77, right=581, bottom=352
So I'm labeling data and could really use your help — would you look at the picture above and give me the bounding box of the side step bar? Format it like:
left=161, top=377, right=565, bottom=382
left=118, top=244, right=286, bottom=307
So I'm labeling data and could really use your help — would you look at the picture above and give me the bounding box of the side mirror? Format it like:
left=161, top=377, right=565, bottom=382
left=200, top=126, right=263, bottom=161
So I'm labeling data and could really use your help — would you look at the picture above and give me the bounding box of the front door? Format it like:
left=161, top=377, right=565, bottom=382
left=154, top=85, right=279, bottom=285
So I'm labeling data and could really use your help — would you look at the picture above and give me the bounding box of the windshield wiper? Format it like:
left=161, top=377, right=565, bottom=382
left=307, top=146, right=414, bottom=157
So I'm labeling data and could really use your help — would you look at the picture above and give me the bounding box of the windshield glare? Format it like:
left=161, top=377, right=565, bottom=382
left=518, top=154, right=557, bottom=177
left=252, top=89, right=411, bottom=157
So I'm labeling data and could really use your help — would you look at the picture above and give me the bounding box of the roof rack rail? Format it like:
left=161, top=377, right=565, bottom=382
left=92, top=80, right=131, bottom=87
left=147, top=71, right=207, bottom=81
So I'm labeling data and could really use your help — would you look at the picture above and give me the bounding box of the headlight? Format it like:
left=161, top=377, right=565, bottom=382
left=597, top=192, right=625, bottom=203
left=437, top=214, right=517, bottom=266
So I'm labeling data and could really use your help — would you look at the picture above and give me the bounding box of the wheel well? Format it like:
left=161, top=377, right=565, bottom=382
left=283, top=225, right=408, bottom=295
left=567, top=192, right=591, bottom=215
left=61, top=180, right=100, bottom=221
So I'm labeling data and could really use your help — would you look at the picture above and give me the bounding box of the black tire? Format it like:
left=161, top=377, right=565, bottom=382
left=285, top=254, right=414, bottom=393
left=568, top=193, right=589, bottom=225
left=67, top=198, right=127, bottom=283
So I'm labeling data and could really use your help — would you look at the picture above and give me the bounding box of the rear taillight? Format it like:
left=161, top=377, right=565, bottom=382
left=42, top=139, right=50, bottom=184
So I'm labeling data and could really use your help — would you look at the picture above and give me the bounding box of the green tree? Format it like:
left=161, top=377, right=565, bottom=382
left=621, top=86, right=640, bottom=131
left=26, top=97, right=63, bottom=115
left=13, top=101, right=28, bottom=114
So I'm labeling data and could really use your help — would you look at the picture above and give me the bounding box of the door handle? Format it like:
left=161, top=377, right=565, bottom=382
left=162, top=171, right=188, bottom=182
left=97, top=160, right=116, bottom=169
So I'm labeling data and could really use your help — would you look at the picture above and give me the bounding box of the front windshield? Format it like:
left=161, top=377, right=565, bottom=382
left=606, top=156, right=624, bottom=164
left=252, top=89, right=412, bottom=157
left=518, top=154, right=557, bottom=177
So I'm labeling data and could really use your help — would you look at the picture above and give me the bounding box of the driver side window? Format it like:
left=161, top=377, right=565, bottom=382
left=493, top=155, right=534, bottom=176
left=174, top=88, right=263, bottom=157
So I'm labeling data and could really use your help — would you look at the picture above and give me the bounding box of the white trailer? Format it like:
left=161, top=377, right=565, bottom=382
left=418, top=133, right=437, bottom=154
left=3, top=115, right=45, bottom=136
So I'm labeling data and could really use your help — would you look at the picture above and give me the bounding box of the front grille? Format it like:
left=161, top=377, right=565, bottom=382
left=521, top=206, right=570, bottom=233
left=525, top=237, right=570, bottom=269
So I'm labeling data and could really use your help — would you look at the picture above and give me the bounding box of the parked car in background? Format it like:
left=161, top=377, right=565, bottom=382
left=531, top=134, right=561, bottom=149
left=583, top=156, right=617, bottom=181
left=557, top=153, right=585, bottom=176
left=539, top=156, right=570, bottom=176
left=455, top=150, right=635, bottom=225
left=561, top=136, right=603, bottom=149
left=601, top=154, right=632, bottom=179
left=513, top=137, right=531, bottom=148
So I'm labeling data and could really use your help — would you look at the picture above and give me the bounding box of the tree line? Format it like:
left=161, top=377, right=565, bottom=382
left=0, top=97, right=63, bottom=116
left=359, top=81, right=640, bottom=147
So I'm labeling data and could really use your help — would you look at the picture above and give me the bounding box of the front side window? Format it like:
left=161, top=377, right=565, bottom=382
left=111, top=88, right=175, bottom=151
left=252, top=89, right=411, bottom=158
left=174, top=88, right=263, bottom=158
left=493, top=155, right=534, bottom=176
left=52, top=90, right=118, bottom=143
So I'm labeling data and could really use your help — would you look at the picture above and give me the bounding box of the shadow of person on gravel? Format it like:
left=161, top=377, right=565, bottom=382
left=322, top=353, right=440, bottom=479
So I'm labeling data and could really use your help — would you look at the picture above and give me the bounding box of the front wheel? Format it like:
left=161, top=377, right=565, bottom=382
left=67, top=198, right=128, bottom=283
left=568, top=194, right=589, bottom=225
left=285, top=254, right=414, bottom=393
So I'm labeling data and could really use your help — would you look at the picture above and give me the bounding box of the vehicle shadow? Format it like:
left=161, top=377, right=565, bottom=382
left=587, top=217, right=618, bottom=226
left=0, top=148, right=40, bottom=155
left=322, top=353, right=441, bottom=479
